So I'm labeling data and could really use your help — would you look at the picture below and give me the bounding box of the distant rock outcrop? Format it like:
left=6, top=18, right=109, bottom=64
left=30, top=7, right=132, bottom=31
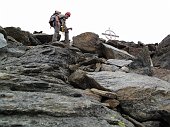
left=153, top=34, right=170, bottom=69
left=4, top=27, right=41, bottom=46
left=0, top=26, right=7, bottom=49
left=0, top=33, right=7, bottom=48
left=0, top=26, right=7, bottom=39
left=33, top=31, right=53, bottom=44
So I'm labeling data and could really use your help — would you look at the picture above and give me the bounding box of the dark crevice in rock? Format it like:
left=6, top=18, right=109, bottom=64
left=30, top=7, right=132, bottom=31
left=117, top=105, right=170, bottom=127
left=70, top=93, right=82, bottom=98
left=0, top=124, right=25, bottom=127
left=0, top=110, right=76, bottom=118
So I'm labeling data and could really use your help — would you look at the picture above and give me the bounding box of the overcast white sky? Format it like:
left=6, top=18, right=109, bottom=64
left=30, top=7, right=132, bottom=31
left=0, top=0, right=170, bottom=44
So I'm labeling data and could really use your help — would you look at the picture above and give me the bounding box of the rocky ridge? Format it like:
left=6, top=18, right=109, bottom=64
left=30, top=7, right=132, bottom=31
left=0, top=26, right=170, bottom=127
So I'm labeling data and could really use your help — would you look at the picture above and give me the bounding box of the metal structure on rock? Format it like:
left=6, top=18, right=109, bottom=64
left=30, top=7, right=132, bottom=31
left=102, top=27, right=119, bottom=40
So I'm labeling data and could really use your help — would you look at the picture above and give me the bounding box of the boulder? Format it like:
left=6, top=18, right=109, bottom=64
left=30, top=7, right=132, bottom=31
left=105, top=59, right=133, bottom=67
left=72, top=32, right=101, bottom=53
left=101, top=43, right=135, bottom=60
left=106, top=39, right=127, bottom=49
left=153, top=34, right=170, bottom=69
left=86, top=71, right=170, bottom=122
left=4, top=27, right=41, bottom=46
left=101, top=64, right=119, bottom=72
left=90, top=88, right=117, bottom=99
left=0, top=26, right=7, bottom=39
left=0, top=33, right=7, bottom=48
left=33, top=33, right=52, bottom=44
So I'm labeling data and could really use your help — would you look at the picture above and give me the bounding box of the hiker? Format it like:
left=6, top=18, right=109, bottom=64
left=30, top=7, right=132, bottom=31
left=52, top=11, right=72, bottom=42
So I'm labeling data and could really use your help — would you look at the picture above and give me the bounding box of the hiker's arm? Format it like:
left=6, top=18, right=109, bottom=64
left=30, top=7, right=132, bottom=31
left=62, top=19, right=67, bottom=29
left=56, top=16, right=60, bottom=26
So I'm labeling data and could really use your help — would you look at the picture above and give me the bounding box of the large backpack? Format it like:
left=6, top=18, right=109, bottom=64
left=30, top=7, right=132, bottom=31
left=49, top=11, right=61, bottom=27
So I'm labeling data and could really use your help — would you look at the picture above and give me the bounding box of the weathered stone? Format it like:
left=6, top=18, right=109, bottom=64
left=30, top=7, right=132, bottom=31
left=0, top=115, right=115, bottom=127
left=51, top=41, right=66, bottom=48
left=79, top=57, right=103, bottom=66
left=86, top=71, right=170, bottom=122
left=68, top=45, right=81, bottom=52
left=0, top=26, right=7, bottom=39
left=106, top=40, right=127, bottom=49
left=87, top=71, right=170, bottom=91
left=0, top=33, right=7, bottom=48
left=128, top=46, right=153, bottom=76
left=142, top=121, right=160, bottom=127
left=147, top=43, right=158, bottom=52
left=0, top=91, right=135, bottom=127
left=162, top=74, right=170, bottom=83
left=33, top=33, right=52, bottom=44
left=69, top=70, right=106, bottom=90
left=0, top=72, right=13, bottom=80
left=68, top=69, right=87, bottom=89
left=116, top=87, right=170, bottom=121
left=95, top=63, right=102, bottom=72
left=120, top=66, right=129, bottom=73
left=136, top=46, right=152, bottom=67
left=103, top=99, right=120, bottom=109
left=157, top=34, right=170, bottom=54
left=101, top=64, right=119, bottom=72
left=101, top=43, right=135, bottom=60
left=106, top=59, right=133, bottom=67
left=72, top=32, right=101, bottom=53
left=0, top=45, right=84, bottom=86
left=4, top=27, right=41, bottom=46
left=91, top=88, right=117, bottom=99
left=7, top=47, right=25, bottom=57
left=69, top=64, right=80, bottom=72
left=122, top=114, right=145, bottom=127
left=153, top=34, right=170, bottom=69
left=152, top=67, right=170, bottom=83
left=126, top=47, right=142, bottom=57
left=84, top=89, right=102, bottom=102
left=0, top=91, right=102, bottom=117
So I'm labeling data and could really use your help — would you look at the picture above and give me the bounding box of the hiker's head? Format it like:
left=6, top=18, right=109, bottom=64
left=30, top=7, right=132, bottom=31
left=65, top=12, right=71, bottom=18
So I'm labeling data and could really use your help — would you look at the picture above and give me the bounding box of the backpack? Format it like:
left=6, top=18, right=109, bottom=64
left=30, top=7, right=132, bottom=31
left=49, top=15, right=56, bottom=27
left=49, top=11, right=61, bottom=27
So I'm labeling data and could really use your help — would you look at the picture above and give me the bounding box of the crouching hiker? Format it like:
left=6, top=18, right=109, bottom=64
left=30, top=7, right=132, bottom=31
left=49, top=11, right=72, bottom=43
left=59, top=12, right=72, bottom=43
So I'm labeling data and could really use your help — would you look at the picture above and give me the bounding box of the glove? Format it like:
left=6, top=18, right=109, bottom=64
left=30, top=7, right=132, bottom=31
left=61, top=26, right=65, bottom=32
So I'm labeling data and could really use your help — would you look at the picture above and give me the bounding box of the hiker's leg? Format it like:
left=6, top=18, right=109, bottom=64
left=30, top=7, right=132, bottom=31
left=65, top=30, right=69, bottom=43
left=52, top=33, right=57, bottom=42
left=52, top=25, right=60, bottom=42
